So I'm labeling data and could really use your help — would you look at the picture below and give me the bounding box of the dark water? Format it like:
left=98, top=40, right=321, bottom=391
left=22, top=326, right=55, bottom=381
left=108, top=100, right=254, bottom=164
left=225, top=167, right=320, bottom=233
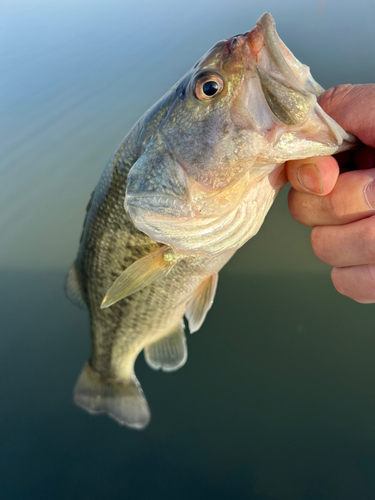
left=2, top=1, right=375, bottom=499
left=3, top=270, right=375, bottom=499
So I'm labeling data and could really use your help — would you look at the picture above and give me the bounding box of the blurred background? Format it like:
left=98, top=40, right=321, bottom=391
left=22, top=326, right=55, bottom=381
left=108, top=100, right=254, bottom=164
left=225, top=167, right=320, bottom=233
left=2, top=0, right=375, bottom=498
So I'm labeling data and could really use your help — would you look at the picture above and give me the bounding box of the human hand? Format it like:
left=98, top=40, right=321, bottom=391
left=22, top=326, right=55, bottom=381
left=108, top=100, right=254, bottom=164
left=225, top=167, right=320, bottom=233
left=286, top=84, right=375, bottom=303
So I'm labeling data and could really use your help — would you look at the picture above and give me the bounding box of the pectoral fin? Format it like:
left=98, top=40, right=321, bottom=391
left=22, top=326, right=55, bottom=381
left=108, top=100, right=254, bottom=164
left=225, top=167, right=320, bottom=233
left=185, top=273, right=218, bottom=333
left=144, top=321, right=187, bottom=372
left=101, top=246, right=176, bottom=309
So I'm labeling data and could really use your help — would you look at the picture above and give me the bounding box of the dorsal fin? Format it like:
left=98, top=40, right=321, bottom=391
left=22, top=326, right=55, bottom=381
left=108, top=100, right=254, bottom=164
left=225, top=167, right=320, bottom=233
left=101, top=246, right=178, bottom=309
left=185, top=273, right=218, bottom=333
left=144, top=321, right=187, bottom=372
left=66, top=262, right=87, bottom=309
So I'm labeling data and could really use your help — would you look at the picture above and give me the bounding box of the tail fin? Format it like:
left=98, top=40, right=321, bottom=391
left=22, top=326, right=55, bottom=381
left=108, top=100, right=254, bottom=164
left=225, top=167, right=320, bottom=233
left=73, top=363, right=150, bottom=429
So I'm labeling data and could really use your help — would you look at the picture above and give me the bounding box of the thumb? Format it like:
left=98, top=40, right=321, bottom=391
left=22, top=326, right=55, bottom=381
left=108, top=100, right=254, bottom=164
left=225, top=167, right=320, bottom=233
left=318, top=84, right=375, bottom=148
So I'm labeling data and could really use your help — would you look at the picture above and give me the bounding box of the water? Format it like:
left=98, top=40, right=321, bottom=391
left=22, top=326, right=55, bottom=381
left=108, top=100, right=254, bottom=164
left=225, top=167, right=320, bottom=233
left=2, top=1, right=375, bottom=498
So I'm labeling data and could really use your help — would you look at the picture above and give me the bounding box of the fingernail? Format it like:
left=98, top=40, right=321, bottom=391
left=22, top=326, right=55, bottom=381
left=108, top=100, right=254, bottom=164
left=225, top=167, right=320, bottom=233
left=297, top=163, right=324, bottom=194
left=364, top=180, right=375, bottom=209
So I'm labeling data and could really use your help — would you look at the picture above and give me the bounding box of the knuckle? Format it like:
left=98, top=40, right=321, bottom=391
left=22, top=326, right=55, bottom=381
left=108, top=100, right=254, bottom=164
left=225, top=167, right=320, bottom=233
left=363, top=223, right=375, bottom=263
left=311, top=227, right=326, bottom=260
left=331, top=266, right=363, bottom=302
left=287, top=189, right=301, bottom=222
left=363, top=217, right=375, bottom=261
left=331, top=267, right=346, bottom=296
left=364, top=265, right=375, bottom=302
left=287, top=189, right=315, bottom=226
left=329, top=189, right=348, bottom=219
left=332, top=264, right=375, bottom=304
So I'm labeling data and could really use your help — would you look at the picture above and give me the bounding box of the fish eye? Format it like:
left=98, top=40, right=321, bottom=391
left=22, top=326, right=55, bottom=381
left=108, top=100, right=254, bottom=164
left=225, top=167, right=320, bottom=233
left=195, top=74, right=224, bottom=101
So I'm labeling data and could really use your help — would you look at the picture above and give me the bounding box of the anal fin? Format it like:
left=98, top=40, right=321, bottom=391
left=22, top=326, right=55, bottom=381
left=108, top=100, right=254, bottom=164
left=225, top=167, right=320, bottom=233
left=66, top=262, right=86, bottom=309
left=144, top=321, right=187, bottom=372
left=74, top=363, right=150, bottom=429
left=185, top=273, right=218, bottom=333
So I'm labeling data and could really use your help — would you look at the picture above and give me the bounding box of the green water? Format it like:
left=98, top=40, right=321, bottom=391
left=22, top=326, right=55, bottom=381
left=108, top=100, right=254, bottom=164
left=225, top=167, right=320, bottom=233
left=2, top=1, right=375, bottom=498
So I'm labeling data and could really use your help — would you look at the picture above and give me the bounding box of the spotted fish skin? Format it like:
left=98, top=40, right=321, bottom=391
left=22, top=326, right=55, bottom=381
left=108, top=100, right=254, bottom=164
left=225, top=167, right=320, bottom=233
left=68, top=13, right=356, bottom=429
left=70, top=118, right=233, bottom=428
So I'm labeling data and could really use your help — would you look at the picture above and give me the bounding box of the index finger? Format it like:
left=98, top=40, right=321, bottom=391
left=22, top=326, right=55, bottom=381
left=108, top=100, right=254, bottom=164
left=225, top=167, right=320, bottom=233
left=318, top=84, right=375, bottom=149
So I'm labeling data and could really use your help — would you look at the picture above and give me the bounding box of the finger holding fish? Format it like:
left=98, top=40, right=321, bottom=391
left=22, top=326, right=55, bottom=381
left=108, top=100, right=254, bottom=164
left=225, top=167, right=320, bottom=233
left=285, top=84, right=375, bottom=303
left=286, top=84, right=375, bottom=199
left=286, top=156, right=339, bottom=196
left=288, top=168, right=375, bottom=227
left=331, top=264, right=375, bottom=304
left=311, top=215, right=375, bottom=268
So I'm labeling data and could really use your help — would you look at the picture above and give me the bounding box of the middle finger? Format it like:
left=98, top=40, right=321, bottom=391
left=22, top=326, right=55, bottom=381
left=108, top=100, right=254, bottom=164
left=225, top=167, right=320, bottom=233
left=311, top=214, right=375, bottom=267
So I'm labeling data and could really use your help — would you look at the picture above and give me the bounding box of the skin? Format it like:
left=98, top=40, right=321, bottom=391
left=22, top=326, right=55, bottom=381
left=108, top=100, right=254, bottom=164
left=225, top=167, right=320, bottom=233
left=285, top=84, right=375, bottom=303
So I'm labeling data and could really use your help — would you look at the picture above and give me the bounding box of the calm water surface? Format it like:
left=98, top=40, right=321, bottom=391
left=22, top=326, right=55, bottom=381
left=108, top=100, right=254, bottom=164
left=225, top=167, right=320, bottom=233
left=2, top=1, right=375, bottom=499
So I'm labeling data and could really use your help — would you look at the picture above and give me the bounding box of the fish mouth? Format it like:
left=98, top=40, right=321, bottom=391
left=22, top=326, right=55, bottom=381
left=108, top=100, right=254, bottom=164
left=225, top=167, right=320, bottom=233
left=253, top=13, right=323, bottom=96
left=240, top=13, right=324, bottom=128
left=253, top=12, right=324, bottom=97
left=234, top=13, right=356, bottom=155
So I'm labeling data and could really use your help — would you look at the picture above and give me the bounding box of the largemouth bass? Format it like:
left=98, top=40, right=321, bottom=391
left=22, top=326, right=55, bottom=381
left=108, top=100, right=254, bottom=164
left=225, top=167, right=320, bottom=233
left=67, top=13, right=356, bottom=429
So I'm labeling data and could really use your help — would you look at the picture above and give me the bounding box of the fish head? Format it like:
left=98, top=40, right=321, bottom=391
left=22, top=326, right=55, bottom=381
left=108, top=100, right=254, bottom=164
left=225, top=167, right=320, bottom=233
left=125, top=13, right=356, bottom=256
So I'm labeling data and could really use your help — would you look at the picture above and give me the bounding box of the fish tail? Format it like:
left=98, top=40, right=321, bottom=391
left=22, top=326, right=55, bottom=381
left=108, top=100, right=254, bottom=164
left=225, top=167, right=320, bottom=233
left=73, top=363, right=150, bottom=429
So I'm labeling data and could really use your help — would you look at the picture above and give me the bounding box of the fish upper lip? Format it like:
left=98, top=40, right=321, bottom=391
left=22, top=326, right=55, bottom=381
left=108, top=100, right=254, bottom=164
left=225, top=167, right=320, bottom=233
left=254, top=13, right=295, bottom=84
left=244, top=12, right=322, bottom=96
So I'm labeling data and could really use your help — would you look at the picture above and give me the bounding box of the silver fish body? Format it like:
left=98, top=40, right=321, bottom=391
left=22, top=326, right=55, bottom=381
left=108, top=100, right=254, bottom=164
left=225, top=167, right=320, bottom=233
left=68, top=111, right=234, bottom=428
left=67, top=13, right=356, bottom=428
